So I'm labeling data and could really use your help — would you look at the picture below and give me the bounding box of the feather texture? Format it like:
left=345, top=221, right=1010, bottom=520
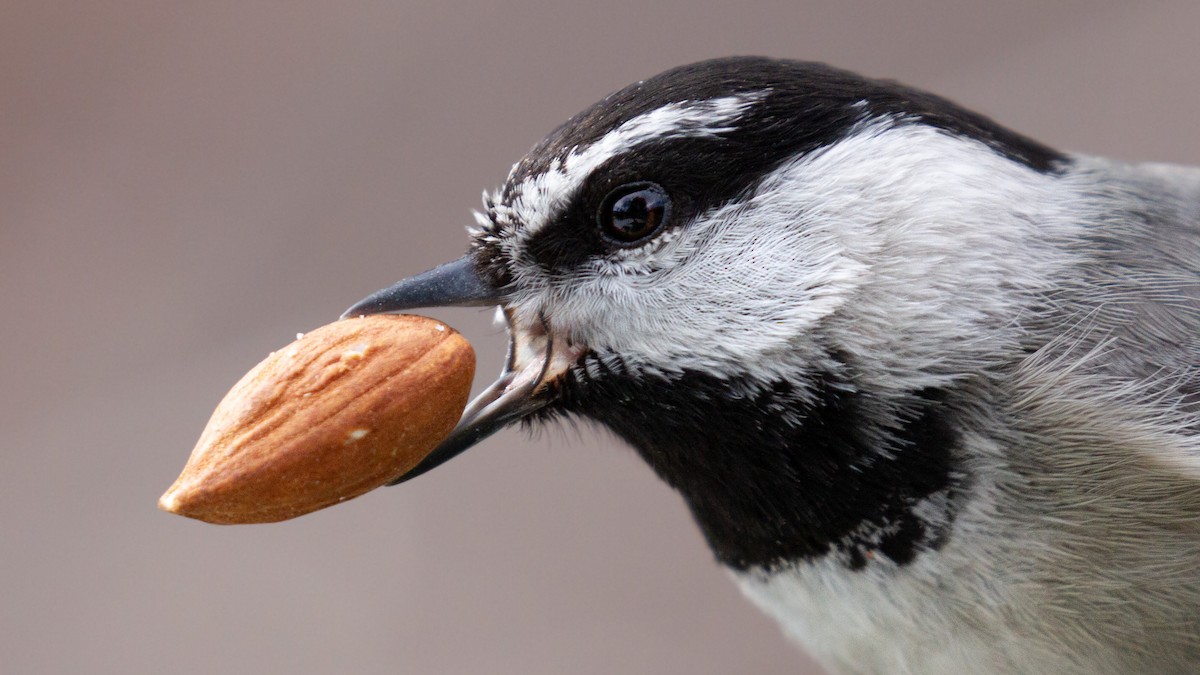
left=460, top=57, right=1200, bottom=673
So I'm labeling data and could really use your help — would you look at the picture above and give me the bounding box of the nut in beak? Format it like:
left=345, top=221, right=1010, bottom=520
left=342, top=257, right=586, bottom=484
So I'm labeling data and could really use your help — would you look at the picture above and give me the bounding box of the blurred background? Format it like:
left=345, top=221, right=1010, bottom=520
left=3, top=2, right=1199, bottom=673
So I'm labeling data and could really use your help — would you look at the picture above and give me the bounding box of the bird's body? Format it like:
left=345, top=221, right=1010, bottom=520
left=347, top=57, right=1200, bottom=673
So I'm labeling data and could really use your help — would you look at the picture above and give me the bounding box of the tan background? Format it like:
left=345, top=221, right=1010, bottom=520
left=3, top=2, right=1199, bottom=673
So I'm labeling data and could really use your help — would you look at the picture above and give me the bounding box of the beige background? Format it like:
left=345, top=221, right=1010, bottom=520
left=3, top=2, right=1199, bottom=673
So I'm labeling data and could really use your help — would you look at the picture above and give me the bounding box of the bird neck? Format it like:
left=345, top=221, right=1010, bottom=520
left=551, top=357, right=963, bottom=572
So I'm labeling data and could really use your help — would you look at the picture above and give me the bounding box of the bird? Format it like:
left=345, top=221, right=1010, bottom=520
left=342, top=56, right=1200, bottom=674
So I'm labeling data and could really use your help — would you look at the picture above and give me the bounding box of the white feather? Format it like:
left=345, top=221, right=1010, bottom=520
left=504, top=123, right=1075, bottom=384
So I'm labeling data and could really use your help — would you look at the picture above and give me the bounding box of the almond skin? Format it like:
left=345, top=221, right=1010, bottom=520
left=159, top=314, right=474, bottom=524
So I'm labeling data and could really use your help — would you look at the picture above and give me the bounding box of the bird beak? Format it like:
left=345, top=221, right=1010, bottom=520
left=341, top=256, right=584, bottom=485
left=340, top=256, right=502, bottom=316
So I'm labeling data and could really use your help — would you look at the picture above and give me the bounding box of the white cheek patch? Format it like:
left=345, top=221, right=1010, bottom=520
left=536, top=176, right=866, bottom=373
left=508, top=122, right=1077, bottom=382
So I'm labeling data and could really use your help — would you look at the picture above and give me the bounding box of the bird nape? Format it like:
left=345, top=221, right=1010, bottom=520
left=343, top=57, right=1200, bottom=675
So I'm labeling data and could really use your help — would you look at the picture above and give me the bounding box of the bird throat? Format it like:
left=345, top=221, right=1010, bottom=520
left=548, top=357, right=963, bottom=572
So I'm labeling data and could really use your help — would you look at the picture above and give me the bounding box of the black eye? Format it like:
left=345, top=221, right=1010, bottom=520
left=597, top=182, right=671, bottom=245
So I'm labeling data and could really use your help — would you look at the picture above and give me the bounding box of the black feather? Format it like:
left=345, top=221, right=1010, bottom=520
left=499, top=56, right=1064, bottom=276
left=539, top=353, right=964, bottom=571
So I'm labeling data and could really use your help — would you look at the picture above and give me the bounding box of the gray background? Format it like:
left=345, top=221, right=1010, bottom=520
left=4, top=2, right=1199, bottom=673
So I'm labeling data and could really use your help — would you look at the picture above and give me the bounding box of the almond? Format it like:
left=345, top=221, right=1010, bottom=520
left=159, top=314, right=474, bottom=524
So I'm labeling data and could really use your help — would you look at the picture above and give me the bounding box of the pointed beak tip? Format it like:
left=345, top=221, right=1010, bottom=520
left=337, top=295, right=390, bottom=320
left=337, top=302, right=375, bottom=321
left=338, top=255, right=502, bottom=320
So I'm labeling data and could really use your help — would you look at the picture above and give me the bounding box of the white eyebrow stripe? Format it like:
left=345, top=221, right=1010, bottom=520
left=508, top=91, right=769, bottom=238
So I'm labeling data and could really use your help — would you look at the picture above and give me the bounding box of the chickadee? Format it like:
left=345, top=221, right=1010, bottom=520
left=343, top=57, right=1200, bottom=674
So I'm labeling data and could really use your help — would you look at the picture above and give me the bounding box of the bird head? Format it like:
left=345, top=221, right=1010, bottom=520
left=343, top=56, right=1066, bottom=570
